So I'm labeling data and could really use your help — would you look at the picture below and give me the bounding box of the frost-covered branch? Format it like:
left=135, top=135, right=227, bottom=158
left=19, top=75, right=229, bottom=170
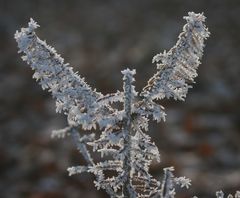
left=68, top=127, right=116, bottom=197
left=70, top=127, right=94, bottom=165
left=141, top=12, right=210, bottom=101
left=160, top=167, right=175, bottom=198
left=159, top=167, right=191, bottom=198
left=15, top=19, right=102, bottom=128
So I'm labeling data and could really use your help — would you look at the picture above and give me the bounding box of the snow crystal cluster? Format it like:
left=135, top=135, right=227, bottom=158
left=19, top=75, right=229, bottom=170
left=15, top=12, right=239, bottom=198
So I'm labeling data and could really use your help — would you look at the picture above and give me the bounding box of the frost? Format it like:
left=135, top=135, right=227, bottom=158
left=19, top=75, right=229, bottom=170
left=67, top=166, right=88, bottom=176
left=174, top=176, right=191, bottom=189
left=51, top=126, right=71, bottom=138
left=15, top=12, right=213, bottom=198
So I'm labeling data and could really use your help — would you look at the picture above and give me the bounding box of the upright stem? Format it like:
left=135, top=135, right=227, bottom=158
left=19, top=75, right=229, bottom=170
left=161, top=167, right=175, bottom=198
left=122, top=69, right=135, bottom=198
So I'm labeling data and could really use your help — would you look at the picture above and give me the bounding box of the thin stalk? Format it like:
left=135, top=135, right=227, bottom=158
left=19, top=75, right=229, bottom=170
left=122, top=69, right=135, bottom=198
left=70, top=128, right=94, bottom=165
left=70, top=128, right=115, bottom=197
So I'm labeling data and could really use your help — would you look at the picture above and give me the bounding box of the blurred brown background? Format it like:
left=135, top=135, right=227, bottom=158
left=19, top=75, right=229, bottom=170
left=0, top=0, right=240, bottom=197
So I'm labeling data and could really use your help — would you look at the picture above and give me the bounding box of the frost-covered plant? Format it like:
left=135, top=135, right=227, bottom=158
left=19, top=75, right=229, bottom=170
left=15, top=12, right=214, bottom=197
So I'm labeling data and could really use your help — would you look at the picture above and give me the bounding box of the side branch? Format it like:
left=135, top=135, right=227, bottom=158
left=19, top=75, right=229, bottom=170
left=69, top=127, right=116, bottom=197
left=70, top=128, right=94, bottom=165
left=141, top=12, right=210, bottom=102
left=15, top=19, right=100, bottom=127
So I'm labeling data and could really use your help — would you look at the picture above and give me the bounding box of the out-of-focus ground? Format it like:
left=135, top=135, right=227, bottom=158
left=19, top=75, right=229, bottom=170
left=0, top=0, right=240, bottom=197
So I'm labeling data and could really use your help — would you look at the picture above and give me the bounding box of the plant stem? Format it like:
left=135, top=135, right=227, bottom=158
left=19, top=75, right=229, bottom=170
left=122, top=70, right=134, bottom=198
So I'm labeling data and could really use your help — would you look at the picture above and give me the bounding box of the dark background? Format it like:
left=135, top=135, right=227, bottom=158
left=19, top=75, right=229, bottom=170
left=0, top=0, right=240, bottom=197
